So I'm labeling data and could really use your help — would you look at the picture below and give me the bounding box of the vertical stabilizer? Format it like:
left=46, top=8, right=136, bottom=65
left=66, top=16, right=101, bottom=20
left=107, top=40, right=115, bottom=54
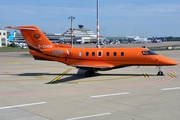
left=6, top=26, right=54, bottom=50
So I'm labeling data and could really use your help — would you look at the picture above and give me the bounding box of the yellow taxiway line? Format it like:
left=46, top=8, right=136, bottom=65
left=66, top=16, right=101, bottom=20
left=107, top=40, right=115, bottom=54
left=48, top=68, right=72, bottom=84
left=167, top=73, right=177, bottom=78
left=143, top=73, right=149, bottom=78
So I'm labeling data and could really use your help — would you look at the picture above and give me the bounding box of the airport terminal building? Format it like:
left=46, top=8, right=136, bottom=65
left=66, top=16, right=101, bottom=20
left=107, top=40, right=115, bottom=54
left=0, top=29, right=7, bottom=47
left=59, top=25, right=105, bottom=44
left=7, top=25, right=105, bottom=44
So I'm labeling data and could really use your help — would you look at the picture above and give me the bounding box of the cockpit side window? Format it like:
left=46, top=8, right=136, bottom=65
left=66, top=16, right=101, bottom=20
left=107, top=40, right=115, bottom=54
left=142, top=50, right=158, bottom=55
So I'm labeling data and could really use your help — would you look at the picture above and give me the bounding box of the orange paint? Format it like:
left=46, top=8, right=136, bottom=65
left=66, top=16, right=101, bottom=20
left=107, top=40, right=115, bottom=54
left=6, top=26, right=178, bottom=76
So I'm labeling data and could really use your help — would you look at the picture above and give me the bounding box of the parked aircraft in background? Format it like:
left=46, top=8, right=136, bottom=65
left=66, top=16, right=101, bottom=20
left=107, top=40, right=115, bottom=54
left=7, top=30, right=16, bottom=41
left=6, top=26, right=178, bottom=77
left=127, top=36, right=151, bottom=43
left=151, top=37, right=166, bottom=43
left=128, top=36, right=166, bottom=44
left=7, top=30, right=27, bottom=48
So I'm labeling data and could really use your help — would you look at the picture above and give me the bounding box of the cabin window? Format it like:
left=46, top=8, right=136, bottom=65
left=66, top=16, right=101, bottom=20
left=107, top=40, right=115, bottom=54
left=79, top=52, right=82, bottom=56
left=92, top=52, right=95, bottom=56
left=97, top=50, right=103, bottom=57
left=98, top=52, right=102, bottom=56
left=106, top=52, right=109, bottom=56
left=86, top=52, right=89, bottom=56
left=114, top=52, right=117, bottom=56
left=121, top=52, right=124, bottom=56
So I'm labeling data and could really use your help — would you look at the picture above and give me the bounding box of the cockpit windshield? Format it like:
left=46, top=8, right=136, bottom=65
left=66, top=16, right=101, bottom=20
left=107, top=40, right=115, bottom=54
left=142, top=50, right=158, bottom=55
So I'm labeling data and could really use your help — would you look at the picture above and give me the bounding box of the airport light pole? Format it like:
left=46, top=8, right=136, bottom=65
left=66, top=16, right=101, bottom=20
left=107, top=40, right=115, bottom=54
left=68, top=16, right=75, bottom=47
left=96, top=0, right=100, bottom=48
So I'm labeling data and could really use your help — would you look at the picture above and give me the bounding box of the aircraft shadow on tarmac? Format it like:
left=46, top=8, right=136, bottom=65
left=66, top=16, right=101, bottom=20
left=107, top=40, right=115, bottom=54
left=9, top=72, right=158, bottom=84
left=17, top=73, right=62, bottom=76
left=49, top=73, right=158, bottom=84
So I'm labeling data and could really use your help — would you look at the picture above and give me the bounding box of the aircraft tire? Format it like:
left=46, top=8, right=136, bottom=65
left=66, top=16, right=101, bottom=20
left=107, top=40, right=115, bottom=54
left=157, top=71, right=164, bottom=76
left=85, top=70, right=95, bottom=77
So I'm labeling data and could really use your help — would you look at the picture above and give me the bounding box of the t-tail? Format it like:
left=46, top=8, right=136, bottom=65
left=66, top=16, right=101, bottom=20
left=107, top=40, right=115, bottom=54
left=6, top=26, right=72, bottom=61
left=6, top=26, right=55, bottom=51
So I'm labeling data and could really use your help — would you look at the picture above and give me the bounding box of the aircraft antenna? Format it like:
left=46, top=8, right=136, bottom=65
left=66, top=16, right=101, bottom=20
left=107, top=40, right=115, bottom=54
left=96, top=0, right=100, bottom=48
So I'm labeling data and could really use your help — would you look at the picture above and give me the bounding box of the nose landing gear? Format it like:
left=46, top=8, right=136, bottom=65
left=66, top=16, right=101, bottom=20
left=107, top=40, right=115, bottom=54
left=157, top=66, right=164, bottom=76
left=157, top=71, right=164, bottom=76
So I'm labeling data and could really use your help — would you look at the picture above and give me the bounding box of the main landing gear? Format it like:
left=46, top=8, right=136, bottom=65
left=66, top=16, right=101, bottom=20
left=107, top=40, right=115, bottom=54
left=85, top=70, right=96, bottom=77
left=157, top=66, right=164, bottom=76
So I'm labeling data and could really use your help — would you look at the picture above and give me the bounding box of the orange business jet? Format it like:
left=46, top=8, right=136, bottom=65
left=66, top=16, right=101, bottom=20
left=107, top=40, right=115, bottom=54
left=6, top=26, right=178, bottom=77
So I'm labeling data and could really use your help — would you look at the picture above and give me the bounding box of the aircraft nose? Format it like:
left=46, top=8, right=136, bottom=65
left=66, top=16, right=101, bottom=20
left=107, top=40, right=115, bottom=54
left=170, top=60, right=178, bottom=65
left=158, top=56, right=178, bottom=66
left=163, top=58, right=178, bottom=65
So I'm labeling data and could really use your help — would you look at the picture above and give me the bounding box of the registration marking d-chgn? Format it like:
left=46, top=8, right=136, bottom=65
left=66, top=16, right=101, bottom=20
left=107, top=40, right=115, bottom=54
left=90, top=92, right=130, bottom=98
left=38, top=45, right=52, bottom=49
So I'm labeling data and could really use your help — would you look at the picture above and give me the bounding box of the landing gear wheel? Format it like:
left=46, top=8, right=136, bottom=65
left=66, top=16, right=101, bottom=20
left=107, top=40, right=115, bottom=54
left=85, top=70, right=95, bottom=77
left=157, top=71, right=164, bottom=76
left=157, top=66, right=164, bottom=76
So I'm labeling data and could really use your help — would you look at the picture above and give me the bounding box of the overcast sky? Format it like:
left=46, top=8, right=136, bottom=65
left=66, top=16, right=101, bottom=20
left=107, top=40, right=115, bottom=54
left=1, top=0, right=180, bottom=37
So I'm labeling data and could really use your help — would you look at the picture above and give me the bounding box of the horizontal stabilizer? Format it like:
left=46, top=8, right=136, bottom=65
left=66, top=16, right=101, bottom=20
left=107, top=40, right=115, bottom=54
left=5, top=26, right=36, bottom=30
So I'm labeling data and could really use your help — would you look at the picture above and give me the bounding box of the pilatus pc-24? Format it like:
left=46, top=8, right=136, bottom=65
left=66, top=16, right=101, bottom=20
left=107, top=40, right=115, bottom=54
left=6, top=26, right=178, bottom=77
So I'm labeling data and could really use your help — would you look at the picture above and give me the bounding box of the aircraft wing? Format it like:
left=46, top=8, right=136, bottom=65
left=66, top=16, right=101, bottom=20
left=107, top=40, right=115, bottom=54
left=71, top=61, right=114, bottom=70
